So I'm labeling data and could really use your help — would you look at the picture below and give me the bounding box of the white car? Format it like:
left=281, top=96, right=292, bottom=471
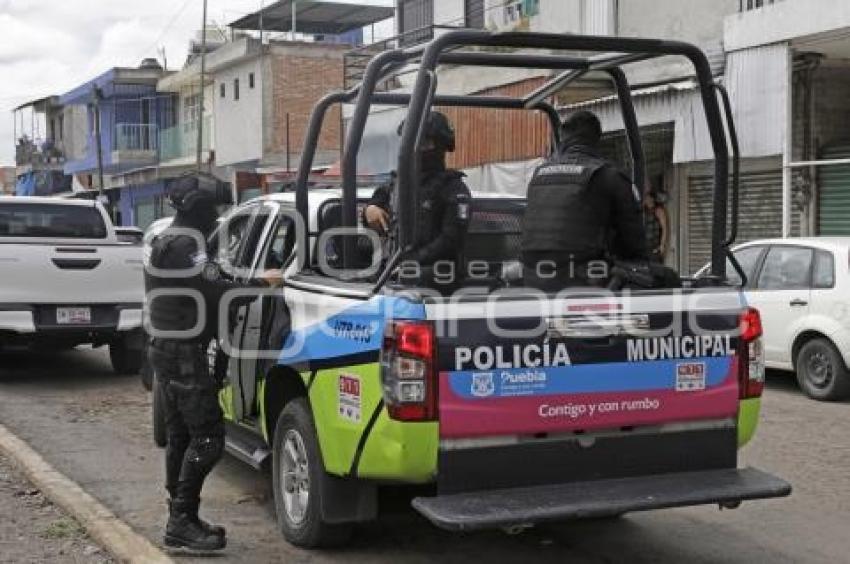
left=0, top=196, right=145, bottom=373
left=700, top=237, right=850, bottom=401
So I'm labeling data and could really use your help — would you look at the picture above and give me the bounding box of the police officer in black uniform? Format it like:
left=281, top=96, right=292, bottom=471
left=145, top=174, right=282, bottom=551
left=522, top=110, right=648, bottom=290
left=363, top=111, right=472, bottom=270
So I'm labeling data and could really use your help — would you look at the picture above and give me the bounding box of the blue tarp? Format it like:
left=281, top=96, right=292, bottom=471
left=15, top=172, right=36, bottom=196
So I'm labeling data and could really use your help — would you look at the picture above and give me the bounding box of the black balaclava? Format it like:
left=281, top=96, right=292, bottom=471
left=419, top=145, right=447, bottom=176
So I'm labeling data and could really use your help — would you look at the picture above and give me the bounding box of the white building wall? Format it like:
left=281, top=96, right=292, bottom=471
left=618, top=0, right=738, bottom=85
left=725, top=43, right=789, bottom=158
left=434, top=0, right=464, bottom=27
left=213, top=58, right=263, bottom=167
left=725, top=0, right=850, bottom=53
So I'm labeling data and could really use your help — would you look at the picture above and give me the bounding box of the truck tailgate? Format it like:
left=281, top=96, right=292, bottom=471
left=429, top=291, right=745, bottom=438
left=413, top=467, right=791, bottom=532
left=0, top=243, right=143, bottom=305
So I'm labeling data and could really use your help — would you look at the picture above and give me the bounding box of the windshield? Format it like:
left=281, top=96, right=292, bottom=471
left=0, top=203, right=108, bottom=239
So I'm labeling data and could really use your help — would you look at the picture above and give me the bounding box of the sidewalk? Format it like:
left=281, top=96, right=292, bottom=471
left=0, top=453, right=112, bottom=564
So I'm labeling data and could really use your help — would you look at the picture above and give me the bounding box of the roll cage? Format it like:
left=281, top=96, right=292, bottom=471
left=293, top=30, right=742, bottom=287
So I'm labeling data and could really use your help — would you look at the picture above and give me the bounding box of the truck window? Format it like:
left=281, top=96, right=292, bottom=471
left=264, top=216, right=296, bottom=269
left=757, top=246, right=813, bottom=290
left=0, top=203, right=107, bottom=239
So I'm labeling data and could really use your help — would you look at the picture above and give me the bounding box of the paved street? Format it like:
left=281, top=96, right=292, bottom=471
left=0, top=346, right=848, bottom=563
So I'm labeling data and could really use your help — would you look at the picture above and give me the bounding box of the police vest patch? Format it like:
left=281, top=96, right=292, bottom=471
left=538, top=164, right=585, bottom=176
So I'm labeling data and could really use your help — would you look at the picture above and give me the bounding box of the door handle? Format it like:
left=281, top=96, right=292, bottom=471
left=790, top=299, right=808, bottom=307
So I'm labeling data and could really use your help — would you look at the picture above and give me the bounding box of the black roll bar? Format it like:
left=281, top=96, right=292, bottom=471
left=608, top=67, right=646, bottom=200
left=295, top=30, right=731, bottom=279
left=397, top=30, right=729, bottom=277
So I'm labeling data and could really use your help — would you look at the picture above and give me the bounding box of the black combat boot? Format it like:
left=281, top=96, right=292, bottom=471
left=167, top=500, right=225, bottom=538
left=164, top=501, right=226, bottom=551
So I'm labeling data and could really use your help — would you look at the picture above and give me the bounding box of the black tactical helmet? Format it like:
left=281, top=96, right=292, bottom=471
left=167, top=172, right=233, bottom=213
left=397, top=111, right=456, bottom=152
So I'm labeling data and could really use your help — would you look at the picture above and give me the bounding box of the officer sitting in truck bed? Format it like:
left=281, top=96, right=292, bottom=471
left=363, top=111, right=472, bottom=278
left=521, top=110, right=648, bottom=291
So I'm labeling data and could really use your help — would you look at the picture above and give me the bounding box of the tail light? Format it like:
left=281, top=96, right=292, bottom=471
left=738, top=307, right=765, bottom=399
left=380, top=321, right=438, bottom=421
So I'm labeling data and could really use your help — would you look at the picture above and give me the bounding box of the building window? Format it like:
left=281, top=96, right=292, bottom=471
left=398, top=0, right=434, bottom=45
left=249, top=73, right=255, bottom=89
left=740, top=0, right=779, bottom=11
left=465, top=0, right=484, bottom=29
left=234, top=78, right=240, bottom=101
left=183, top=93, right=201, bottom=131
left=503, top=0, right=539, bottom=26
left=220, top=83, right=226, bottom=98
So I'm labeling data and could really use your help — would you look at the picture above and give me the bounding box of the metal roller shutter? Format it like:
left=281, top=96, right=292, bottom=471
left=818, top=144, right=850, bottom=235
left=687, top=168, right=798, bottom=274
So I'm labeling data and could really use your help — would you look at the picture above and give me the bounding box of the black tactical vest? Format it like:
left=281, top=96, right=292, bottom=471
left=521, top=152, right=608, bottom=261
left=414, top=169, right=464, bottom=248
left=144, top=234, right=206, bottom=340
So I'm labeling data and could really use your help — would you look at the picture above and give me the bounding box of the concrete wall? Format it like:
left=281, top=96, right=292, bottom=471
left=618, top=0, right=739, bottom=84
left=725, top=0, right=850, bottom=52
left=213, top=57, right=264, bottom=167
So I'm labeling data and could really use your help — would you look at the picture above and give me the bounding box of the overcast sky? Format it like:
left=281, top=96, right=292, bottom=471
left=0, top=0, right=394, bottom=166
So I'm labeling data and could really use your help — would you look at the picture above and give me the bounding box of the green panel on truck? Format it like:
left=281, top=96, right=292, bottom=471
left=304, top=362, right=438, bottom=480
left=737, top=397, right=761, bottom=447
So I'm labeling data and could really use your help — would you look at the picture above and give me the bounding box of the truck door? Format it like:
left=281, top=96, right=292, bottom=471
left=747, top=245, right=813, bottom=366
left=233, top=206, right=295, bottom=423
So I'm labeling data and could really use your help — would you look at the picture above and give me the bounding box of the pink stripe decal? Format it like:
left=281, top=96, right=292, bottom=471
left=439, top=358, right=740, bottom=438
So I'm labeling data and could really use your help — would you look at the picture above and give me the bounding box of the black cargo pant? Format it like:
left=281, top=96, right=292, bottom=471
left=150, top=339, right=224, bottom=517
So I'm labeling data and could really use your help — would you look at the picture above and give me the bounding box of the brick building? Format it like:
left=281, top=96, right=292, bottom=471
left=217, top=0, right=394, bottom=200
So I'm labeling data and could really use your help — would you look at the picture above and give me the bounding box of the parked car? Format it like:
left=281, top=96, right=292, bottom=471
left=697, top=237, right=850, bottom=401
left=0, top=196, right=145, bottom=373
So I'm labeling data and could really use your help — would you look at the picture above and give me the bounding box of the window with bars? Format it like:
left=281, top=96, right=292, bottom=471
left=465, top=0, right=484, bottom=29
left=739, top=0, right=779, bottom=11
left=398, top=0, right=434, bottom=45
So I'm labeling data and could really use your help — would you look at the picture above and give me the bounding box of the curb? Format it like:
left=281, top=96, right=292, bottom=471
left=0, top=423, right=173, bottom=564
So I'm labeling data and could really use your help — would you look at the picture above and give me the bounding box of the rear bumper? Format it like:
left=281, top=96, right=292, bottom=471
left=0, top=304, right=142, bottom=336
left=412, top=467, right=791, bottom=532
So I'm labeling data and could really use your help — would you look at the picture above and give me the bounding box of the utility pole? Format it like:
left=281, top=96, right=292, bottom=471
left=196, top=0, right=208, bottom=171
left=92, top=86, right=107, bottom=214
left=291, top=0, right=297, bottom=40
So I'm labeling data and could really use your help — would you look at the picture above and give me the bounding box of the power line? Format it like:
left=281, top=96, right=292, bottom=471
left=134, top=0, right=196, bottom=63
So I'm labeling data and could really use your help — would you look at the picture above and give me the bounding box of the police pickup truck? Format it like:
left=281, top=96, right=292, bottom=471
left=154, top=31, right=792, bottom=548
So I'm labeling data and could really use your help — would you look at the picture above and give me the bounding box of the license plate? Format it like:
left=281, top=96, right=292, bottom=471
left=56, top=307, right=91, bottom=325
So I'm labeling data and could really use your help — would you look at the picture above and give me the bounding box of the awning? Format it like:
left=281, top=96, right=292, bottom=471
left=229, top=1, right=394, bottom=35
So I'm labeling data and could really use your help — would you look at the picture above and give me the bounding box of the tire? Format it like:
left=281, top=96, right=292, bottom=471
left=152, top=373, right=168, bottom=448
left=272, top=398, right=352, bottom=548
left=110, top=336, right=143, bottom=375
left=795, top=338, right=850, bottom=401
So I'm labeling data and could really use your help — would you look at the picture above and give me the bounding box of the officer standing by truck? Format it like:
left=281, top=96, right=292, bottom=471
left=363, top=111, right=472, bottom=269
left=521, top=110, right=648, bottom=290
left=145, top=174, right=282, bottom=551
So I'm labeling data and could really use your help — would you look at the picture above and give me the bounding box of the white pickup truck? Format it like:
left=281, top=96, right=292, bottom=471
left=0, top=196, right=145, bottom=373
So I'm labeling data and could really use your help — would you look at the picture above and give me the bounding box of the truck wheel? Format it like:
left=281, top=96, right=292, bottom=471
left=110, top=336, right=143, bottom=375
left=152, top=373, right=168, bottom=448
left=272, top=398, right=352, bottom=548
left=796, top=338, right=850, bottom=401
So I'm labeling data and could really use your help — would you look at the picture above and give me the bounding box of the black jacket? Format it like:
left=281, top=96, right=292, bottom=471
left=367, top=168, right=472, bottom=265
